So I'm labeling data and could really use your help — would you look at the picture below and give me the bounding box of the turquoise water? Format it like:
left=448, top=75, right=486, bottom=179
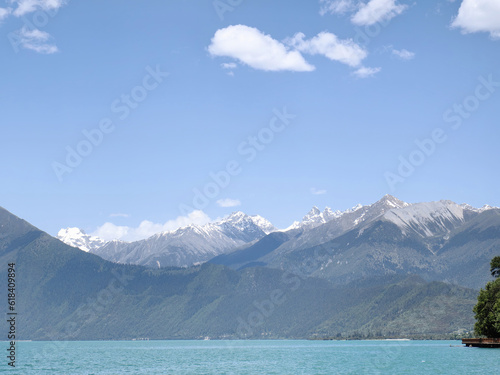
left=4, top=340, right=500, bottom=374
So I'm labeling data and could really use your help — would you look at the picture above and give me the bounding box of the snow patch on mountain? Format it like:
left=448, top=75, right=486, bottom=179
left=460, top=203, right=498, bottom=212
left=57, top=228, right=108, bottom=252
left=383, top=200, right=466, bottom=237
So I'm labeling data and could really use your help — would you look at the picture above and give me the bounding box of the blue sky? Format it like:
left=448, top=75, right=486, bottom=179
left=1, top=0, right=499, bottom=241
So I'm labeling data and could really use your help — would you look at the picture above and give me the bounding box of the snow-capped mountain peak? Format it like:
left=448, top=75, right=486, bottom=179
left=375, top=194, right=410, bottom=209
left=323, top=207, right=343, bottom=221
left=480, top=204, right=495, bottom=211
left=288, top=205, right=347, bottom=230
left=306, top=206, right=321, bottom=217
left=301, top=206, right=322, bottom=224
left=248, top=214, right=276, bottom=235
left=223, top=211, right=247, bottom=222
left=57, top=227, right=108, bottom=252
left=215, top=211, right=277, bottom=242
left=215, top=211, right=276, bottom=233
left=349, top=203, right=363, bottom=212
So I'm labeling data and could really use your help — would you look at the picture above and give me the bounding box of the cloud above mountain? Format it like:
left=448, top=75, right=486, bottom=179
left=92, top=210, right=212, bottom=242
left=217, top=198, right=241, bottom=208
left=310, top=188, right=327, bottom=195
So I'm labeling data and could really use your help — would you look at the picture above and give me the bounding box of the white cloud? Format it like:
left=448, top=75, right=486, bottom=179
left=310, top=188, right=327, bottom=195
left=221, top=62, right=237, bottom=69
left=287, top=31, right=367, bottom=67
left=16, top=27, right=58, bottom=54
left=353, top=66, right=381, bottom=78
left=0, top=7, right=12, bottom=21
left=392, top=48, right=415, bottom=59
left=352, top=0, right=407, bottom=26
left=319, top=0, right=357, bottom=15
left=452, top=0, right=500, bottom=39
left=217, top=198, right=241, bottom=208
left=93, top=222, right=130, bottom=241
left=2, top=2, right=66, bottom=54
left=109, top=213, right=130, bottom=218
left=11, top=0, right=66, bottom=17
left=208, top=25, right=315, bottom=72
left=92, top=210, right=212, bottom=242
left=210, top=26, right=368, bottom=74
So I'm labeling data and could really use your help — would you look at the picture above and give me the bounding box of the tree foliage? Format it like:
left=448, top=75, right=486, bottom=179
left=473, top=257, right=500, bottom=337
left=491, top=256, right=500, bottom=278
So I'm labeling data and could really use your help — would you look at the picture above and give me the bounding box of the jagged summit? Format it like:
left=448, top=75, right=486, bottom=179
left=323, top=207, right=334, bottom=216
left=460, top=203, right=499, bottom=212
left=281, top=195, right=412, bottom=238
left=374, top=194, right=410, bottom=209
left=287, top=202, right=363, bottom=231
left=57, top=227, right=108, bottom=253
left=224, top=211, right=247, bottom=221
left=306, top=206, right=321, bottom=216
left=220, top=211, right=276, bottom=234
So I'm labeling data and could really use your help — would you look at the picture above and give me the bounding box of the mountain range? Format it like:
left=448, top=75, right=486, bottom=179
left=57, top=204, right=366, bottom=268
left=0, top=203, right=481, bottom=340
left=58, top=195, right=500, bottom=289
left=211, top=195, right=500, bottom=289
left=55, top=195, right=411, bottom=268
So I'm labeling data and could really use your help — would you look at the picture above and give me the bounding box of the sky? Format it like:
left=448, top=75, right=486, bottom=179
left=1, top=0, right=499, bottom=241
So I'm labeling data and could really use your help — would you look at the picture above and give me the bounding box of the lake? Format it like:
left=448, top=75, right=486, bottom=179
left=8, top=340, right=500, bottom=374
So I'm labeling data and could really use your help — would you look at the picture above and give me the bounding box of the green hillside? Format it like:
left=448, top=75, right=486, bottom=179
left=0, top=207, right=477, bottom=340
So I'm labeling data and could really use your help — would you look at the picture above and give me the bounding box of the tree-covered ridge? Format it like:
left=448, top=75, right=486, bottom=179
left=473, top=256, right=500, bottom=337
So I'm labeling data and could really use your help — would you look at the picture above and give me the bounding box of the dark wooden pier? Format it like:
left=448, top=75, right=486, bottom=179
left=462, top=338, right=500, bottom=348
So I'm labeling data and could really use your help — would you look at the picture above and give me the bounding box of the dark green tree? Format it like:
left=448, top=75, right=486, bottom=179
left=491, top=256, right=500, bottom=278
left=473, top=257, right=500, bottom=337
